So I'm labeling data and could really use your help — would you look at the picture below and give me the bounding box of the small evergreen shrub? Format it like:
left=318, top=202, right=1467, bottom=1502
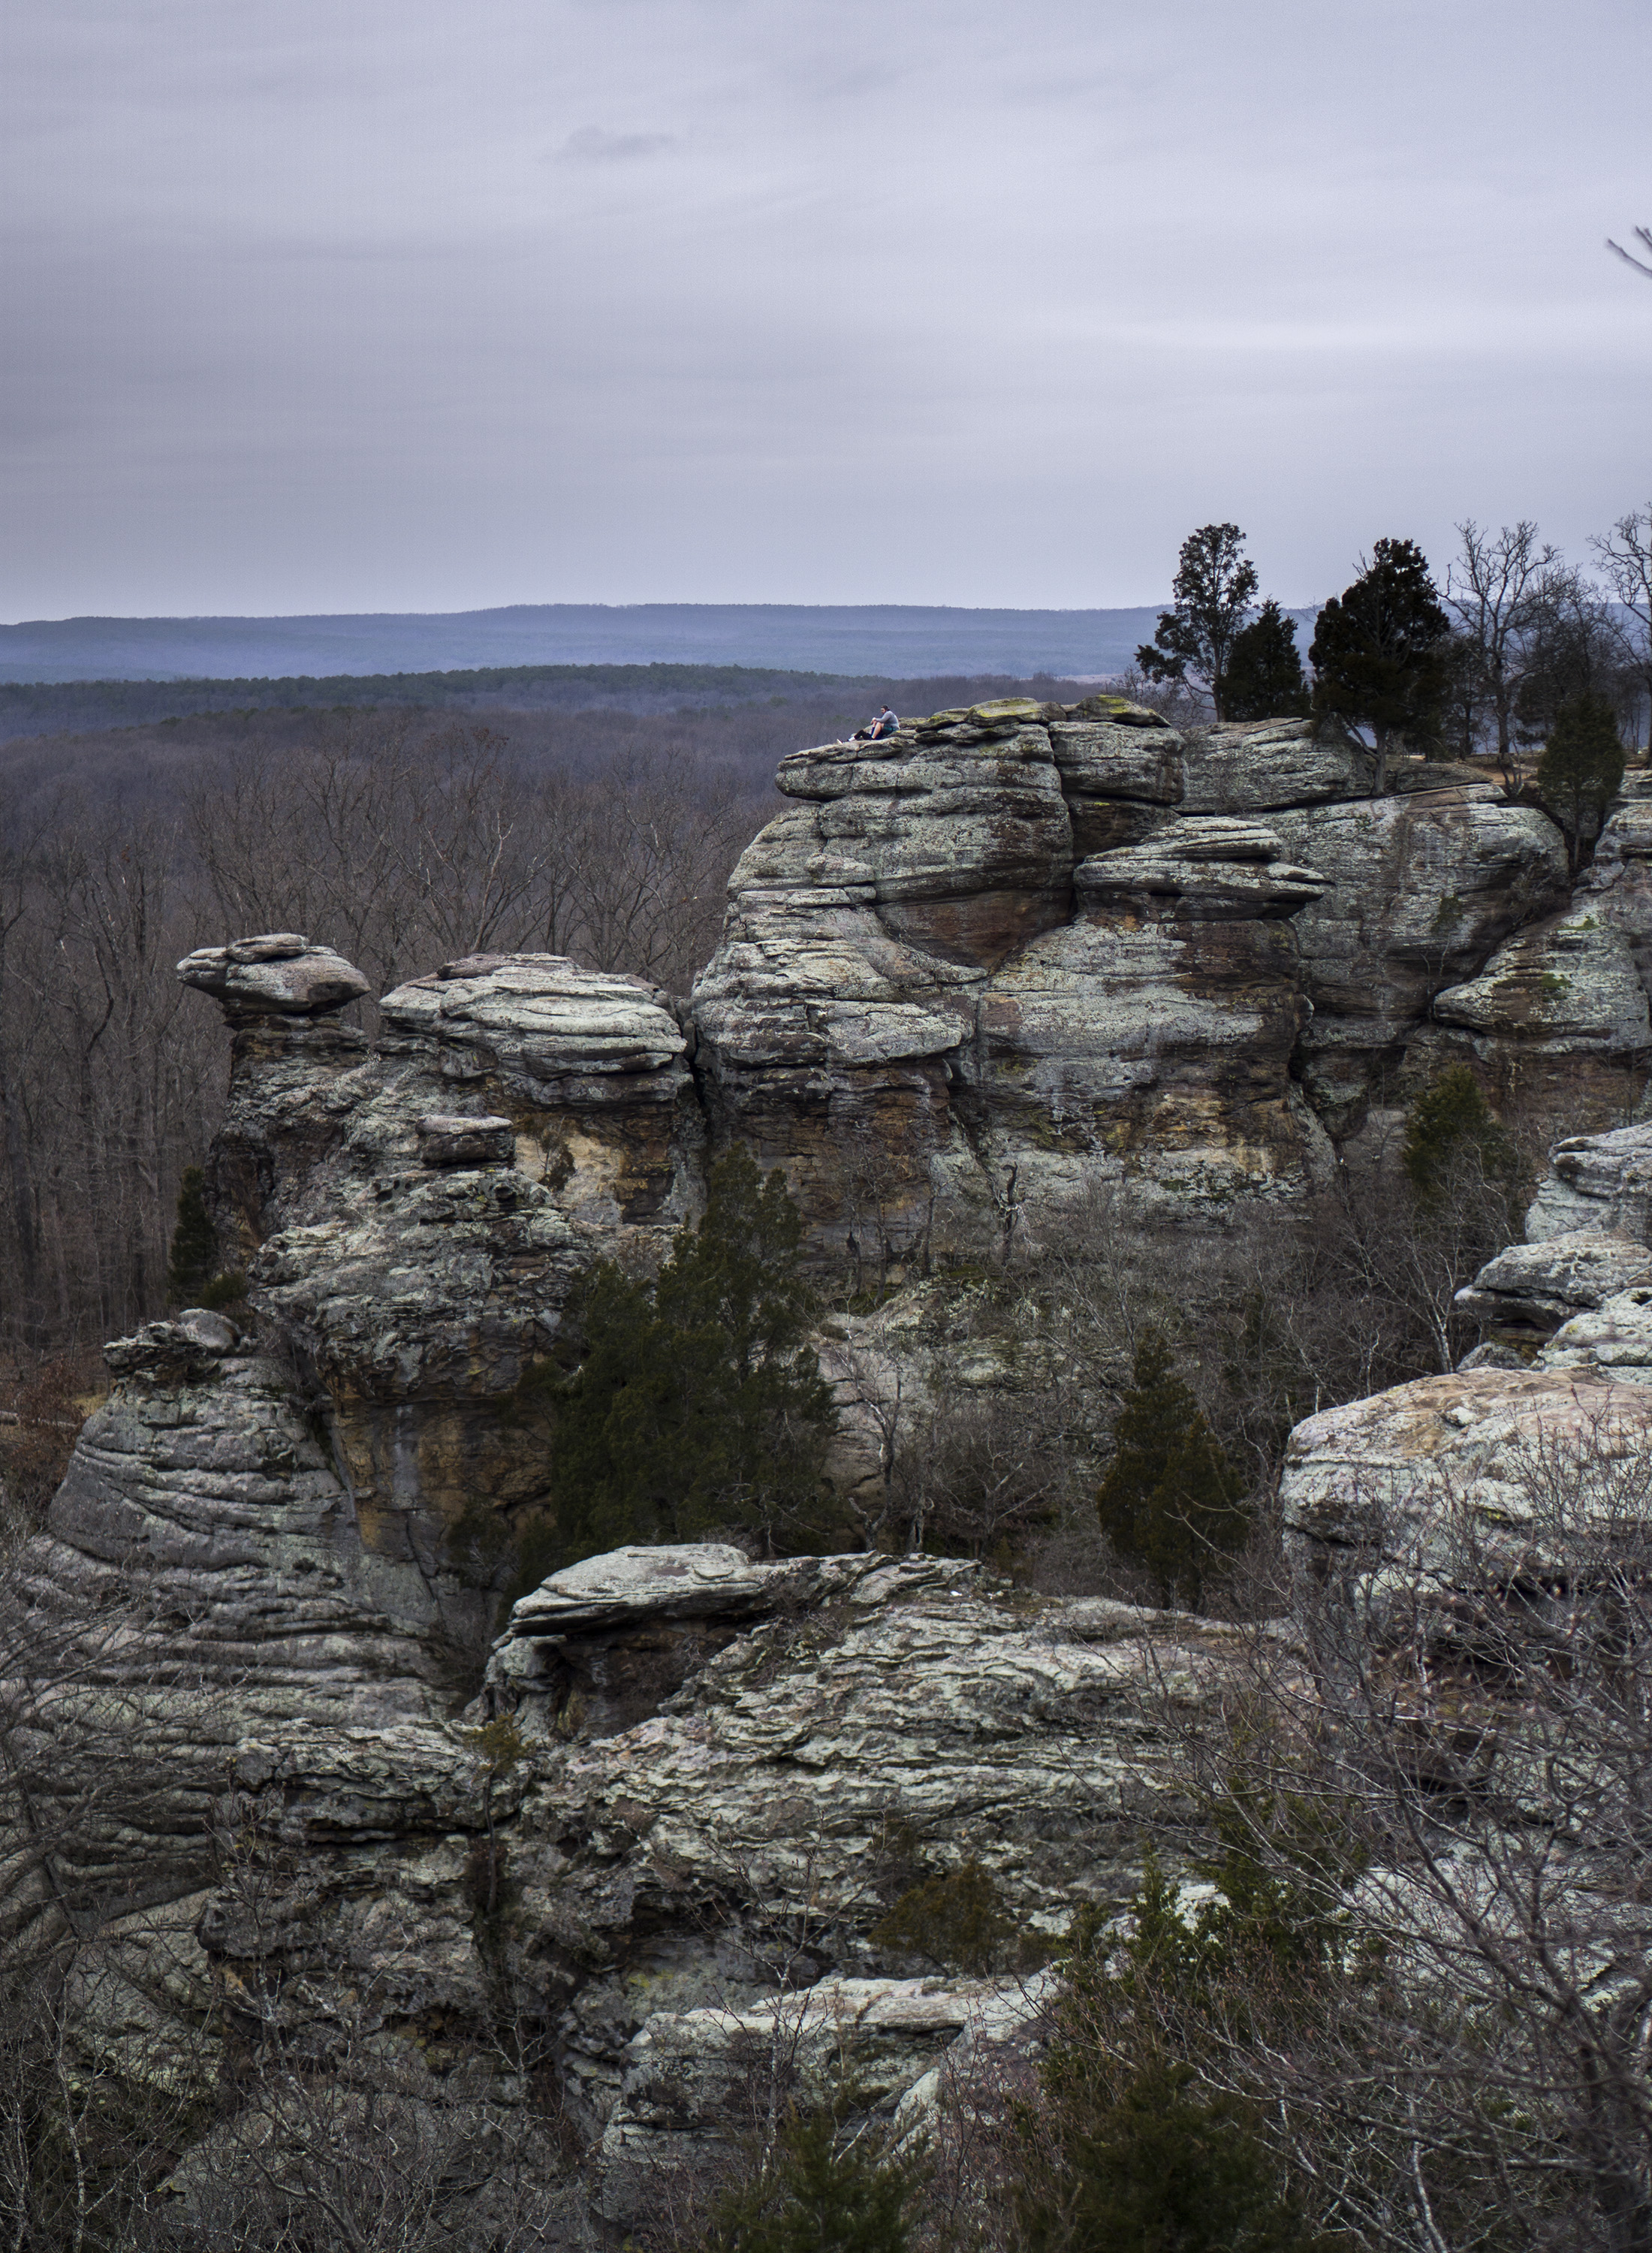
left=166, top=1166, right=219, bottom=1305
left=697, top=2104, right=919, bottom=2253
left=523, top=1144, right=836, bottom=1566
left=1096, top=1329, right=1248, bottom=1609
left=1400, top=1066, right=1518, bottom=1208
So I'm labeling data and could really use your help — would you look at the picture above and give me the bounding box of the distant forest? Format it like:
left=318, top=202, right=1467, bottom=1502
left=0, top=668, right=1090, bottom=1362
left=0, top=662, right=897, bottom=742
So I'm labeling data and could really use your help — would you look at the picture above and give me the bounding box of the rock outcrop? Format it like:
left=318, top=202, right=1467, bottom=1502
left=20, top=702, right=1652, bottom=2233
left=19, top=1338, right=1249, bottom=2219
left=191, top=946, right=701, bottom=1559
left=1288, top=1117, right=1652, bottom=1573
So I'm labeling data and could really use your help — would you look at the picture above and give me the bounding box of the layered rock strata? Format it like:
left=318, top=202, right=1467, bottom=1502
left=1289, top=1119, right=1652, bottom=1570
left=183, top=947, right=701, bottom=1556
left=18, top=1334, right=1250, bottom=2224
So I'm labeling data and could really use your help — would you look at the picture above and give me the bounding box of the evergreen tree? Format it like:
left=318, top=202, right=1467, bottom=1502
left=1096, top=1330, right=1247, bottom=1608
left=1536, top=690, right=1626, bottom=876
left=1400, top=1066, right=1518, bottom=1211
left=167, top=1167, right=219, bottom=1306
left=1309, top=538, right=1452, bottom=787
left=1219, top=599, right=1310, bottom=721
left=544, top=1145, right=835, bottom=1563
left=698, top=2106, right=917, bottom=2253
left=1016, top=2059, right=1322, bottom=2253
left=1137, top=525, right=1259, bottom=719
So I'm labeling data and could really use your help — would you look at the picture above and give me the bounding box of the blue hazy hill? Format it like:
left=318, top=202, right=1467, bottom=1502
left=0, top=603, right=1165, bottom=686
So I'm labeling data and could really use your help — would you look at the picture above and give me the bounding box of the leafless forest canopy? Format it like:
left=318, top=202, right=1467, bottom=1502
left=0, top=677, right=1084, bottom=1368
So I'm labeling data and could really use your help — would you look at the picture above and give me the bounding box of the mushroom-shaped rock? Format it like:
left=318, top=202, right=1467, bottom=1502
left=102, top=1310, right=243, bottom=1380
left=1453, top=1228, right=1652, bottom=1342
left=176, top=934, right=370, bottom=1017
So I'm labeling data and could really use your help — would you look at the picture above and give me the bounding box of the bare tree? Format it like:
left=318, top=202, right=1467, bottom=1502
left=1139, top=1421, right=1652, bottom=2253
left=1590, top=506, right=1652, bottom=750
left=1443, top=521, right=1565, bottom=782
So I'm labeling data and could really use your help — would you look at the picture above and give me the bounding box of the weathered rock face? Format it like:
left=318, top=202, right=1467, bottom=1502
left=1281, top=1365, right=1652, bottom=1573
left=694, top=704, right=1362, bottom=1247
left=1289, top=1115, right=1652, bottom=1576
left=1449, top=1121, right=1652, bottom=1359
left=196, top=951, right=700, bottom=1556
left=11, top=1313, right=470, bottom=1973
left=1263, top=788, right=1572, bottom=1134
left=20, top=1332, right=1245, bottom=2221
left=1452, top=1229, right=1652, bottom=1344
left=1525, top=1120, right=1652, bottom=1243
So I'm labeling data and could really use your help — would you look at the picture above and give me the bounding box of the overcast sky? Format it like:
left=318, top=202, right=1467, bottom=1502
left=3, top=0, right=1648, bottom=618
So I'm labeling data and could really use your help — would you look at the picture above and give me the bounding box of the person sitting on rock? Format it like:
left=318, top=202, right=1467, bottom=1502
left=853, top=704, right=899, bottom=743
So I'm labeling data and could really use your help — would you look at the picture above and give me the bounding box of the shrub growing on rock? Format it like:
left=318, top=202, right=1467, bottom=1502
left=166, top=1166, right=219, bottom=1305
left=536, top=1145, right=836, bottom=1564
left=1536, top=689, right=1626, bottom=875
left=1219, top=599, right=1310, bottom=721
left=1400, top=1064, right=1519, bottom=1210
left=1310, top=538, right=1452, bottom=786
left=1096, top=1329, right=1248, bottom=1609
left=696, top=2104, right=919, bottom=2253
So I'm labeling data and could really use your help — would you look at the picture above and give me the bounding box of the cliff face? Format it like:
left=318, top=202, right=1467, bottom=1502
left=17, top=702, right=1652, bottom=2232
left=156, top=701, right=1626, bottom=1555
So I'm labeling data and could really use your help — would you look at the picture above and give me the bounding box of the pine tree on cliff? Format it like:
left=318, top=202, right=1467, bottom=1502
left=1136, top=524, right=1259, bottom=719
left=167, top=1167, right=218, bottom=1306
left=1219, top=599, right=1310, bottom=720
left=1096, top=1329, right=1247, bottom=1608
left=1309, top=538, right=1451, bottom=789
left=699, top=2105, right=918, bottom=2253
left=543, top=1144, right=835, bottom=1563
left=1536, top=690, right=1626, bottom=876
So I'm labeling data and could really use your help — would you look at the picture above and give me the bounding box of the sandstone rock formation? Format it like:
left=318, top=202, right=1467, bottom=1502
left=17, top=1330, right=1248, bottom=2224
left=190, top=948, right=701, bottom=1562
left=19, top=700, right=1652, bottom=2232
left=1287, top=1117, right=1652, bottom=1574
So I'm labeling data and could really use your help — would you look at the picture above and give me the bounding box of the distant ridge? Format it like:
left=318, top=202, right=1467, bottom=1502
left=0, top=602, right=1165, bottom=686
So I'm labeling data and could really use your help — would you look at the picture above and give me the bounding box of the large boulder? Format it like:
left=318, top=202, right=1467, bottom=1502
left=1265, top=789, right=1569, bottom=1134
left=176, top=933, right=371, bottom=1018
left=1281, top=1365, right=1652, bottom=1573
left=1452, top=1228, right=1652, bottom=1344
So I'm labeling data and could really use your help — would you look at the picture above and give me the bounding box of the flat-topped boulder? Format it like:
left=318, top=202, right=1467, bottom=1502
left=177, top=933, right=371, bottom=1017
left=1453, top=1227, right=1652, bottom=1341
left=1526, top=1121, right=1652, bottom=1243
left=381, top=954, right=688, bottom=1099
left=507, top=1541, right=797, bottom=1637
left=1282, top=1365, right=1652, bottom=1571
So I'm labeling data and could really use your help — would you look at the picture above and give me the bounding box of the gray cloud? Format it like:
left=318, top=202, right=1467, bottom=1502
left=2, top=0, right=1648, bottom=617
left=556, top=126, right=677, bottom=163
